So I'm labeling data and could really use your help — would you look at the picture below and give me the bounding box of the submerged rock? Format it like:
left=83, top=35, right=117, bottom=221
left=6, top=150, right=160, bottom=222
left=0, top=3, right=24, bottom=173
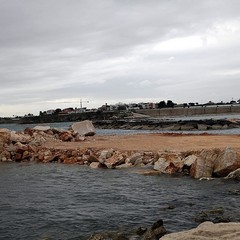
left=224, top=168, right=240, bottom=180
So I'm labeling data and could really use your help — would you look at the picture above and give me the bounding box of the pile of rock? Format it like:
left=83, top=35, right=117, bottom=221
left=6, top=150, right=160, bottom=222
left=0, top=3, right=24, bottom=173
left=88, top=219, right=167, bottom=240
left=0, top=122, right=240, bottom=180
left=94, top=118, right=240, bottom=131
left=161, top=221, right=240, bottom=240
left=0, top=120, right=95, bottom=163
left=153, top=148, right=240, bottom=179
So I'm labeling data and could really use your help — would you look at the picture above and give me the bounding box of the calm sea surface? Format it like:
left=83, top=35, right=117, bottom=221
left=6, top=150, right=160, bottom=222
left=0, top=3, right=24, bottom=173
left=0, top=163, right=239, bottom=240
left=0, top=116, right=240, bottom=239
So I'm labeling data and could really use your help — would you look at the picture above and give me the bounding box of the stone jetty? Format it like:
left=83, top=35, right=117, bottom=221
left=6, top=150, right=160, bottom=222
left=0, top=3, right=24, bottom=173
left=94, top=118, right=240, bottom=131
left=1, top=121, right=240, bottom=179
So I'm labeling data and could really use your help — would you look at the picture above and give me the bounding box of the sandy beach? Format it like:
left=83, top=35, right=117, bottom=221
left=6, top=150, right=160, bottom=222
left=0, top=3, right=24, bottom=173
left=43, top=133, right=240, bottom=153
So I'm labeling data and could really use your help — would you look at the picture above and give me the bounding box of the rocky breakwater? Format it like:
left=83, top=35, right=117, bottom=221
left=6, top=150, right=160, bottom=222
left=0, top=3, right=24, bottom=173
left=94, top=118, right=240, bottom=131
left=0, top=120, right=96, bottom=163
left=161, top=221, right=240, bottom=240
left=0, top=120, right=240, bottom=180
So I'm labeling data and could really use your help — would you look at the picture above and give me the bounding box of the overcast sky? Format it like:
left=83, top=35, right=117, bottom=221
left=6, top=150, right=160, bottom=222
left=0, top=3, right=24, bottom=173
left=1, top=0, right=240, bottom=116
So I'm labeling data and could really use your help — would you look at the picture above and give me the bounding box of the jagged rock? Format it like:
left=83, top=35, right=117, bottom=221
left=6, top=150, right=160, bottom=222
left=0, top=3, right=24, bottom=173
left=37, top=149, right=56, bottom=163
left=10, top=132, right=31, bottom=143
left=0, top=150, right=11, bottom=162
left=88, top=232, right=128, bottom=240
left=135, top=169, right=160, bottom=176
left=126, top=152, right=142, bottom=165
left=33, top=126, right=51, bottom=131
left=74, top=135, right=86, bottom=141
left=89, top=162, right=104, bottom=169
left=87, top=154, right=99, bottom=163
left=180, top=124, right=195, bottom=131
left=142, top=219, right=167, bottom=240
left=224, top=168, right=240, bottom=180
left=0, top=128, right=11, bottom=149
left=99, top=149, right=114, bottom=163
left=190, top=149, right=219, bottom=178
left=161, top=222, right=240, bottom=240
left=15, top=142, right=29, bottom=152
left=190, top=148, right=240, bottom=178
left=71, top=120, right=96, bottom=136
left=213, top=147, right=240, bottom=177
left=153, top=158, right=169, bottom=172
left=197, top=124, right=208, bottom=130
left=104, top=154, right=125, bottom=169
left=59, top=131, right=73, bottom=142
left=153, top=156, right=180, bottom=174
left=116, top=163, right=133, bottom=169
left=184, top=155, right=197, bottom=166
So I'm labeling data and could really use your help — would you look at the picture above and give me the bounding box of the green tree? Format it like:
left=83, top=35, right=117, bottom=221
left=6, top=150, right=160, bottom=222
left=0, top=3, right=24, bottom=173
left=166, top=100, right=175, bottom=108
left=158, top=101, right=166, bottom=108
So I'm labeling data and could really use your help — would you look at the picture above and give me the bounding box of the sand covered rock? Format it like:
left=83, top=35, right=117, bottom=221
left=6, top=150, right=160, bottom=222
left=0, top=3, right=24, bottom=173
left=161, top=221, right=240, bottom=240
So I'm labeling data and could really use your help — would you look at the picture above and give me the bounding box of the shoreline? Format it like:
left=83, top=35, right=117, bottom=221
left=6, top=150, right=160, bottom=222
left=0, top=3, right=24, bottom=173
left=1, top=126, right=240, bottom=179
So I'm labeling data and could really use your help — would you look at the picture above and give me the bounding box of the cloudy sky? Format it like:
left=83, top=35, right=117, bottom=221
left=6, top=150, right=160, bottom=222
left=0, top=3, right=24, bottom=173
left=1, top=0, right=240, bottom=116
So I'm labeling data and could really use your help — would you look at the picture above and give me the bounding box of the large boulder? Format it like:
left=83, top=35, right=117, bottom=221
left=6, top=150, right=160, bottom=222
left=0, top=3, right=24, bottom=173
left=33, top=126, right=51, bottom=131
left=10, top=132, right=32, bottom=143
left=213, top=147, right=240, bottom=177
left=154, top=154, right=182, bottom=174
left=224, top=168, right=240, bottom=180
left=0, top=128, right=11, bottom=150
left=71, top=120, right=95, bottom=136
left=190, top=149, right=219, bottom=178
left=161, top=221, right=240, bottom=240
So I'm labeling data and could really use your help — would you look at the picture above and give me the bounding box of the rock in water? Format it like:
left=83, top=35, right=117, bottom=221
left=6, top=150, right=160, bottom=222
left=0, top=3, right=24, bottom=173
left=225, top=168, right=240, bottom=180
left=213, top=147, right=240, bottom=177
left=0, top=128, right=11, bottom=150
left=71, top=120, right=96, bottom=136
left=161, top=221, right=240, bottom=240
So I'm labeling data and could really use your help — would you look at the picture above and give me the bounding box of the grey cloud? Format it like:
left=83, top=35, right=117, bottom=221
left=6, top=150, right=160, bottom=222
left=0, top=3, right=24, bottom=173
left=1, top=0, right=240, bottom=116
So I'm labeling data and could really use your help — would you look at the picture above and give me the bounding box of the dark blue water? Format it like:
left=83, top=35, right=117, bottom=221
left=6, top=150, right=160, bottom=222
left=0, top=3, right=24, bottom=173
left=0, top=163, right=239, bottom=240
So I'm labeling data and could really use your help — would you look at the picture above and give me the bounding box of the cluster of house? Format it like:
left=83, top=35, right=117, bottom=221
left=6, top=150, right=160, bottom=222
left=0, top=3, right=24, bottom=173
left=42, top=102, right=159, bottom=116
left=41, top=100, right=240, bottom=116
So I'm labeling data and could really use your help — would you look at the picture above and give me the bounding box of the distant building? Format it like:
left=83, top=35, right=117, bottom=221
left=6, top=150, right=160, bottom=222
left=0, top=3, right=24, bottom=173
left=46, top=109, right=55, bottom=115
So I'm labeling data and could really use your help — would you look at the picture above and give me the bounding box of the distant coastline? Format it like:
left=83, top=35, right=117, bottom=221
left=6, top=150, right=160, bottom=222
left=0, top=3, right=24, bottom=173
left=1, top=104, right=240, bottom=125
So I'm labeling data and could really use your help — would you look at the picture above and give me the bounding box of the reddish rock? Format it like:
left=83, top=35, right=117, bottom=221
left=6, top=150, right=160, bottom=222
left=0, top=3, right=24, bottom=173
left=15, top=142, right=29, bottom=154
left=0, top=150, right=11, bottom=162
left=88, top=154, right=99, bottom=163
left=15, top=153, right=23, bottom=162
left=104, top=154, right=125, bottom=168
left=63, top=158, right=77, bottom=164
left=59, top=132, right=73, bottom=142
left=0, top=129, right=11, bottom=150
